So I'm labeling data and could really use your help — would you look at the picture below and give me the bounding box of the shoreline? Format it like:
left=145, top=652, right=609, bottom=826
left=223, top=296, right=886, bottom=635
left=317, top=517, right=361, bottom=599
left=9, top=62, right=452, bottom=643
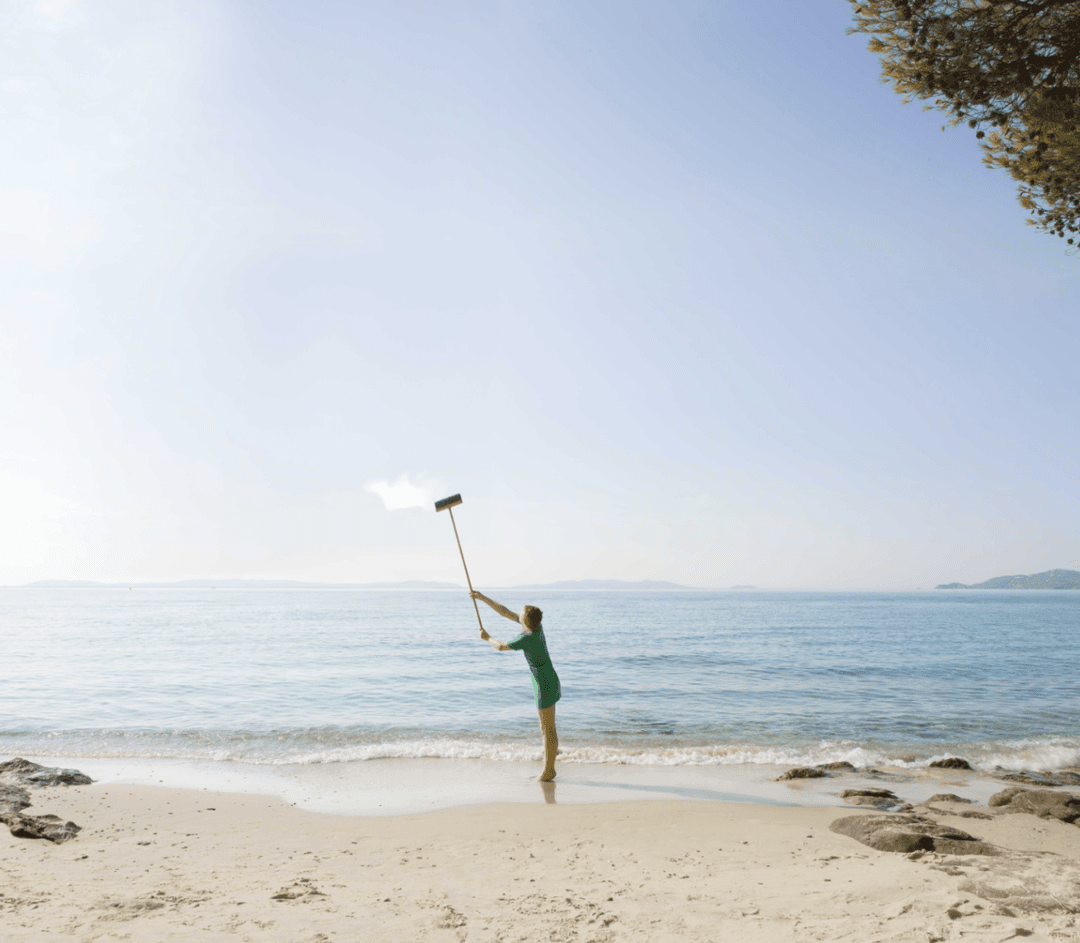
left=3, top=777, right=1079, bottom=941
left=14, top=753, right=1074, bottom=818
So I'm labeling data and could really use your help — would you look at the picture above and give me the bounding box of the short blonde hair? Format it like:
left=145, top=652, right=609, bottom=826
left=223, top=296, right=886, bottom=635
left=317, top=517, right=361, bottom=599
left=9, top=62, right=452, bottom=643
left=521, top=605, right=543, bottom=632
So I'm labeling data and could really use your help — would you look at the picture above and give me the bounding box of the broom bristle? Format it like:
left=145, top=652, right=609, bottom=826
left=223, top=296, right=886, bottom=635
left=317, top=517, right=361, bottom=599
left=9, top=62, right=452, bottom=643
left=435, top=493, right=463, bottom=512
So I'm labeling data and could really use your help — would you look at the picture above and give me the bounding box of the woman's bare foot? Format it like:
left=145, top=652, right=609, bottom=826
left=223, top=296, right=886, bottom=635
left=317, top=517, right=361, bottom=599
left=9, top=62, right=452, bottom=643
left=537, top=769, right=556, bottom=782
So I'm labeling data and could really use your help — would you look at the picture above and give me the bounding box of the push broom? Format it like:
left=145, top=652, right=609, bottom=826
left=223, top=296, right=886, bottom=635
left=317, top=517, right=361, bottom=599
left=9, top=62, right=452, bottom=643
left=435, top=493, right=484, bottom=633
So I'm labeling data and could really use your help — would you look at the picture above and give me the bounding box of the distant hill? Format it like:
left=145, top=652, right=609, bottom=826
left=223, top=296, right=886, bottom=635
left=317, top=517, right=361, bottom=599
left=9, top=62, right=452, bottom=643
left=23, top=579, right=462, bottom=590
left=505, top=579, right=695, bottom=591
left=936, top=569, right=1080, bottom=590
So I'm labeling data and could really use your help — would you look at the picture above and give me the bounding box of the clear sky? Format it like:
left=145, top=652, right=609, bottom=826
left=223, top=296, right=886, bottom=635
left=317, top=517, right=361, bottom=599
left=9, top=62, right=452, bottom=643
left=3, top=0, right=1078, bottom=590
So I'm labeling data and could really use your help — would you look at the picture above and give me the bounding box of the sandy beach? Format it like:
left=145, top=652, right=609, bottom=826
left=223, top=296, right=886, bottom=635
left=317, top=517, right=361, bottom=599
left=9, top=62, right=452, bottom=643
left=4, top=766, right=1080, bottom=942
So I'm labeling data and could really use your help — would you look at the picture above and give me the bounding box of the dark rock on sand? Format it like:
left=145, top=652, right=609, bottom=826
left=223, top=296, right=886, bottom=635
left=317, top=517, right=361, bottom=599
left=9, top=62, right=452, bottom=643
left=777, top=761, right=858, bottom=780
left=830, top=813, right=1002, bottom=856
left=988, top=787, right=1080, bottom=824
left=841, top=788, right=910, bottom=810
left=0, top=757, right=93, bottom=787
left=923, top=806, right=994, bottom=820
left=0, top=758, right=88, bottom=843
left=0, top=811, right=82, bottom=844
left=842, top=788, right=898, bottom=799
left=0, top=783, right=32, bottom=814
left=929, top=757, right=972, bottom=770
left=1001, top=769, right=1080, bottom=788
left=776, top=767, right=828, bottom=781
left=927, top=793, right=974, bottom=804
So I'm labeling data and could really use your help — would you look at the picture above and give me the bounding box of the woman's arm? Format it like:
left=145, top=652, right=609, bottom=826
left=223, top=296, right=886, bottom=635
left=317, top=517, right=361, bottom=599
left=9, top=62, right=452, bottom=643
left=471, top=591, right=521, bottom=624
left=479, top=628, right=512, bottom=652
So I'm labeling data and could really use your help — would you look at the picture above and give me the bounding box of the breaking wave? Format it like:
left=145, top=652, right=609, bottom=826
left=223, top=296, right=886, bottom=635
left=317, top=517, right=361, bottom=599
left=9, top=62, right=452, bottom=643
left=3, top=729, right=1077, bottom=772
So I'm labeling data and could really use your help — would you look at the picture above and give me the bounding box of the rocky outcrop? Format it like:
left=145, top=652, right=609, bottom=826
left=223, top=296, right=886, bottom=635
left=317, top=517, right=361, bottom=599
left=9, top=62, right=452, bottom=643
left=929, top=757, right=972, bottom=770
left=832, top=804, right=1080, bottom=915
left=1000, top=769, right=1080, bottom=788
left=0, top=811, right=81, bottom=844
left=776, top=767, right=827, bottom=780
left=0, top=757, right=90, bottom=843
left=922, top=806, right=994, bottom=820
left=0, top=757, right=93, bottom=787
left=841, top=788, right=910, bottom=811
left=776, top=760, right=857, bottom=781
left=0, top=783, right=32, bottom=814
left=988, top=787, right=1080, bottom=825
left=830, top=813, right=1002, bottom=855
left=926, top=793, right=974, bottom=804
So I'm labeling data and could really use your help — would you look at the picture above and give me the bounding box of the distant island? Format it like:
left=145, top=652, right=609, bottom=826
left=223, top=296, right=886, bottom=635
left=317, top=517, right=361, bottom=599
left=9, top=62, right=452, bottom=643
left=505, top=579, right=695, bottom=591
left=936, top=569, right=1080, bottom=590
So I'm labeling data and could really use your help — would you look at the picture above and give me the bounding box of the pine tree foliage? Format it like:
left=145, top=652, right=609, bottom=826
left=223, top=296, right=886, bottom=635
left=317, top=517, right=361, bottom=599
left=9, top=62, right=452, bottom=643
left=848, top=0, right=1080, bottom=245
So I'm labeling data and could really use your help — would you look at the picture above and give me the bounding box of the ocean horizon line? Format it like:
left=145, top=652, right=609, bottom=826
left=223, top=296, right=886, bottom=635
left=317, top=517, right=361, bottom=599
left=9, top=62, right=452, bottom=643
left=12, top=578, right=717, bottom=591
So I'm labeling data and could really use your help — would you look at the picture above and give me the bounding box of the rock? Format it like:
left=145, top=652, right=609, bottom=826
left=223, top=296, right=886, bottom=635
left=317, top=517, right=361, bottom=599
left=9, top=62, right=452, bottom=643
left=927, top=793, right=974, bottom=804
left=929, top=757, right=972, bottom=770
left=776, top=767, right=827, bottom=781
left=0, top=757, right=93, bottom=787
left=777, top=761, right=858, bottom=780
left=842, top=788, right=898, bottom=798
left=840, top=787, right=905, bottom=809
left=844, top=797, right=892, bottom=807
left=988, top=787, right=1080, bottom=824
left=924, top=805, right=994, bottom=820
left=0, top=811, right=82, bottom=844
left=1001, top=770, right=1080, bottom=788
left=0, top=784, right=31, bottom=814
left=0, top=759, right=88, bottom=843
left=830, top=814, right=1002, bottom=856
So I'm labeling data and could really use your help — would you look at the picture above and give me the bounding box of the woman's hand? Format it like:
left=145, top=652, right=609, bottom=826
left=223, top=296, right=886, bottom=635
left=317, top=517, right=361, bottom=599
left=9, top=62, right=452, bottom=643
left=479, top=628, right=490, bottom=640
left=470, top=590, right=487, bottom=603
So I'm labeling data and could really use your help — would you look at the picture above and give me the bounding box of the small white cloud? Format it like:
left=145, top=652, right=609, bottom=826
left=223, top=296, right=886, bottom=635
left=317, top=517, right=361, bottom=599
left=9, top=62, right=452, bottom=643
left=364, top=474, right=444, bottom=512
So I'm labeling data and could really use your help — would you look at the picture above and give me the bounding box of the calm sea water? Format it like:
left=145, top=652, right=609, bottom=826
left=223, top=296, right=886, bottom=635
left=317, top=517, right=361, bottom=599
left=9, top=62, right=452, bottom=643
left=1, top=589, right=1077, bottom=772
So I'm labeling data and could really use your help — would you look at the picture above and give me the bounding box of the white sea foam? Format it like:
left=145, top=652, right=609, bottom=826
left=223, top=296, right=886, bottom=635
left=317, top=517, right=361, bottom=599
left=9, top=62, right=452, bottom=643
left=8, top=734, right=1078, bottom=771
left=977, top=741, right=1080, bottom=772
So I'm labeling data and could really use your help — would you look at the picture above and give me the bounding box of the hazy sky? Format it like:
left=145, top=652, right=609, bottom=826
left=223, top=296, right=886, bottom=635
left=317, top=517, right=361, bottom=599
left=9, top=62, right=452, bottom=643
left=3, top=0, right=1078, bottom=589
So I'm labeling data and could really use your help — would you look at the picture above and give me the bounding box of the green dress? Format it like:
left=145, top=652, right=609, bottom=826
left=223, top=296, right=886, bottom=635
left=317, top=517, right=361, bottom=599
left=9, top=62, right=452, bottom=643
left=508, top=626, right=561, bottom=710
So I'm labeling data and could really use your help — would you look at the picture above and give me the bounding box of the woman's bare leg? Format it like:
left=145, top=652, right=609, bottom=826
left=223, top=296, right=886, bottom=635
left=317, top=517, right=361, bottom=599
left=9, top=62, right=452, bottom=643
left=537, top=705, right=558, bottom=781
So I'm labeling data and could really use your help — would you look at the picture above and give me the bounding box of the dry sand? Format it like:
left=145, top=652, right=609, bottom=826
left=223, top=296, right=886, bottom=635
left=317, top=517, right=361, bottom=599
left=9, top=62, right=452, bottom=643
left=3, top=782, right=1080, bottom=942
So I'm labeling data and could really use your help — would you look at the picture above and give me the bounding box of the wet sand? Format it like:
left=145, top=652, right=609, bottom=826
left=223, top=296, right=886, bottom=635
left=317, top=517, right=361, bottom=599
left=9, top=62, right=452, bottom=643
left=17, top=753, right=1030, bottom=816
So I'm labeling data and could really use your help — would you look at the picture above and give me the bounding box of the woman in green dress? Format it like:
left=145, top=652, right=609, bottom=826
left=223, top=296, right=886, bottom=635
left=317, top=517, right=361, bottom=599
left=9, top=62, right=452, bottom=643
left=470, top=591, right=561, bottom=782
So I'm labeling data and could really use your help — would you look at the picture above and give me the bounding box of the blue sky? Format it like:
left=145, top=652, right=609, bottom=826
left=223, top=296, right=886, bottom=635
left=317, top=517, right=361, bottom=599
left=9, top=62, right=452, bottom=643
left=2, top=0, right=1078, bottom=589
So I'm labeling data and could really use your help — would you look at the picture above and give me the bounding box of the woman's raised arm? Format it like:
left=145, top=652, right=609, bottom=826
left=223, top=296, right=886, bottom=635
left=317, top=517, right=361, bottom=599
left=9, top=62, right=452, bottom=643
left=471, top=591, right=521, bottom=623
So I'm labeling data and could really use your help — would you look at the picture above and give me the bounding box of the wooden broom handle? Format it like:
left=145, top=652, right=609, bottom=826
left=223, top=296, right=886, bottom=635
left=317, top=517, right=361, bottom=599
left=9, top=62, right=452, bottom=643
left=448, top=506, right=484, bottom=632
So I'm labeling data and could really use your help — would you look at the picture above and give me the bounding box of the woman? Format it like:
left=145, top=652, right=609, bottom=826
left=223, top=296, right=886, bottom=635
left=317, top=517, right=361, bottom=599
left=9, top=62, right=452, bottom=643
left=471, top=591, right=561, bottom=782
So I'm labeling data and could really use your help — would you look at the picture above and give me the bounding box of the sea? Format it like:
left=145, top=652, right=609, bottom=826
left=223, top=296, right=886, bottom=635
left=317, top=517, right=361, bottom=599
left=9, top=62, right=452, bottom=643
left=2, top=588, right=1077, bottom=777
